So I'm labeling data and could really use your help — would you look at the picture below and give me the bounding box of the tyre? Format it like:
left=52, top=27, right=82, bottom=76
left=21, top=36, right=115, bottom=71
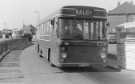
left=48, top=48, right=56, bottom=67
left=106, top=66, right=121, bottom=72
left=35, top=44, right=39, bottom=55
left=48, top=48, right=51, bottom=61
left=36, top=44, right=43, bottom=58
left=50, top=63, right=56, bottom=67
left=39, top=49, right=43, bottom=58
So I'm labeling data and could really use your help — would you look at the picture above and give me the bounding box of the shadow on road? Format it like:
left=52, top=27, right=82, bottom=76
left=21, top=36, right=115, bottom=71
left=60, top=67, right=98, bottom=72
left=58, top=66, right=121, bottom=73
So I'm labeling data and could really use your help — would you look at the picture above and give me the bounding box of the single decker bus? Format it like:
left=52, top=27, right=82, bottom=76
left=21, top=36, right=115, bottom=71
left=35, top=6, right=111, bottom=68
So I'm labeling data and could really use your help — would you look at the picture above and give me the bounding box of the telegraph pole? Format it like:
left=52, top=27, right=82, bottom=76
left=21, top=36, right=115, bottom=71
left=33, top=10, right=40, bottom=26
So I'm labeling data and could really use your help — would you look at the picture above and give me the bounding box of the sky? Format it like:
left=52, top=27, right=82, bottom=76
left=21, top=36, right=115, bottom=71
left=0, top=0, right=134, bottom=29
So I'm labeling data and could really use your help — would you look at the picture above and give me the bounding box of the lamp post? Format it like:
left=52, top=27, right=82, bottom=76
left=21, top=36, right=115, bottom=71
left=33, top=10, right=40, bottom=40
left=33, top=10, right=40, bottom=26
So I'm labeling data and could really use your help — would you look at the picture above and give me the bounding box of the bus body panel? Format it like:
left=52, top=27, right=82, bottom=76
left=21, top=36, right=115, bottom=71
left=58, top=41, right=106, bottom=65
left=61, top=46, right=103, bottom=63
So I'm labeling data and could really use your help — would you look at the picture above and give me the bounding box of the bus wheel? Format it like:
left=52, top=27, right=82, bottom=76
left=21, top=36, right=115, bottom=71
left=39, top=49, right=43, bottom=58
left=48, top=48, right=56, bottom=67
left=36, top=44, right=40, bottom=56
left=51, top=63, right=56, bottom=67
left=37, top=44, right=40, bottom=53
left=48, top=48, right=51, bottom=61
left=106, top=66, right=121, bottom=72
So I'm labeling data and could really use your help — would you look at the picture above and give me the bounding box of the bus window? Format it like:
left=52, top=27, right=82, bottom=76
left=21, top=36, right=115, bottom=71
left=99, top=21, right=107, bottom=40
left=99, top=21, right=103, bottom=39
left=83, top=21, right=89, bottom=40
left=58, top=18, right=106, bottom=40
left=96, top=22, right=99, bottom=40
left=63, top=19, right=71, bottom=38
left=72, top=20, right=83, bottom=39
left=49, top=21, right=53, bottom=33
left=59, top=19, right=83, bottom=40
left=98, top=21, right=101, bottom=40
left=77, top=23, right=83, bottom=31
left=45, top=23, right=47, bottom=34
left=102, top=21, right=107, bottom=39
left=89, top=21, right=106, bottom=40
left=93, top=22, right=97, bottom=40
left=89, top=22, right=94, bottom=40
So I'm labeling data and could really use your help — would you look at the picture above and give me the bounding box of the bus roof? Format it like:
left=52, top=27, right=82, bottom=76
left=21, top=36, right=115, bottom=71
left=39, top=5, right=107, bottom=25
left=62, top=5, right=106, bottom=11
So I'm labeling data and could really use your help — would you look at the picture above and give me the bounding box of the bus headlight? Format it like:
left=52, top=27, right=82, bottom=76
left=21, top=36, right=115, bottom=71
left=100, top=52, right=107, bottom=63
left=101, top=53, right=106, bottom=59
left=64, top=42, right=69, bottom=46
left=61, top=53, right=67, bottom=58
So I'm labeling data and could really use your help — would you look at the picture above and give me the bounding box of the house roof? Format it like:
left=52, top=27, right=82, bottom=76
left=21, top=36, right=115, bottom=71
left=109, top=1, right=135, bottom=15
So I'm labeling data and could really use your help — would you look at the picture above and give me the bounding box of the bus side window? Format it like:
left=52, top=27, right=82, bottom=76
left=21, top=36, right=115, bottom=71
left=93, top=22, right=97, bottom=40
left=43, top=24, right=46, bottom=34
left=51, top=19, right=54, bottom=27
left=49, top=21, right=53, bottom=33
left=57, top=19, right=62, bottom=38
left=45, top=23, right=47, bottom=34
left=99, top=21, right=103, bottom=39
left=90, top=22, right=94, bottom=40
left=54, top=18, right=59, bottom=38
left=103, top=21, right=107, bottom=39
left=54, top=18, right=58, bottom=31
left=42, top=24, right=44, bottom=35
left=46, top=21, right=51, bottom=34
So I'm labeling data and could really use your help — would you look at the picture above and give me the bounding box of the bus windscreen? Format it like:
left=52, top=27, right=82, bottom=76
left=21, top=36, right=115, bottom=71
left=59, top=18, right=106, bottom=40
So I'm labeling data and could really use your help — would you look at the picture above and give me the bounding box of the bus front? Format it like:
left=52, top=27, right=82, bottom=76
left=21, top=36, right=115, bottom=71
left=57, top=6, right=108, bottom=67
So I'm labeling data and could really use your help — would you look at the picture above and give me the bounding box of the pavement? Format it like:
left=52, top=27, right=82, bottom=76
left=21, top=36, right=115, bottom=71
left=0, top=50, right=24, bottom=84
left=0, top=44, right=135, bottom=84
left=125, top=42, right=135, bottom=70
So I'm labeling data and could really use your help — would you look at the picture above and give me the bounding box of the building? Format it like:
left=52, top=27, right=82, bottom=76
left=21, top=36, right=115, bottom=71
left=12, top=28, right=22, bottom=39
left=22, top=24, right=37, bottom=41
left=22, top=24, right=37, bottom=35
left=108, top=1, right=135, bottom=32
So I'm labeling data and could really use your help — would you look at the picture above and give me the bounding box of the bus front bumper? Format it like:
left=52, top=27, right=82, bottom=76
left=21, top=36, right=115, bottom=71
left=58, top=62, right=106, bottom=67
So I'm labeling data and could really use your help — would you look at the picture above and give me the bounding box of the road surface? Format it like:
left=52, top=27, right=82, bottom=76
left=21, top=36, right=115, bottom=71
left=0, top=44, right=135, bottom=84
left=21, top=45, right=135, bottom=84
left=0, top=50, right=24, bottom=84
